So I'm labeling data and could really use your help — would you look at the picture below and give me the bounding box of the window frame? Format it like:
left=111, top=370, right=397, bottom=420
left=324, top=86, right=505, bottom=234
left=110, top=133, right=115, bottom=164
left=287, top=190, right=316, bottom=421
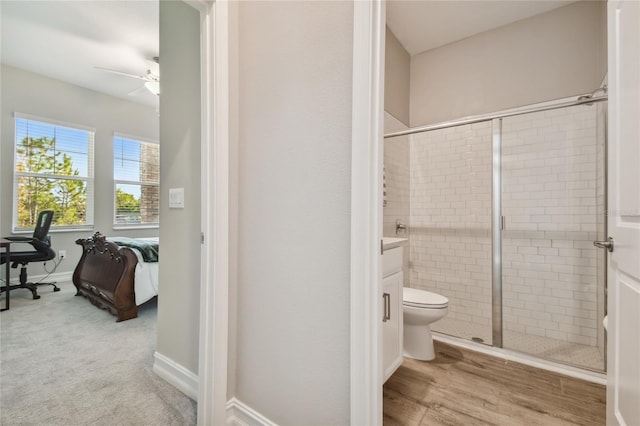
left=12, top=113, right=95, bottom=233
left=112, top=133, right=160, bottom=229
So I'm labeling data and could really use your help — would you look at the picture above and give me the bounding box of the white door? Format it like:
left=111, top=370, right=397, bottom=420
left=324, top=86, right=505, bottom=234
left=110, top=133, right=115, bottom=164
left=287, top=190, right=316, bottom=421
left=606, top=1, right=640, bottom=425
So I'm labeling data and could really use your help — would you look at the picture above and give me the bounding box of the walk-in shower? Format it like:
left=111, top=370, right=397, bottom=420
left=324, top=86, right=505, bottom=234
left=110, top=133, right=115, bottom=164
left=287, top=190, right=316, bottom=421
left=383, top=91, right=608, bottom=372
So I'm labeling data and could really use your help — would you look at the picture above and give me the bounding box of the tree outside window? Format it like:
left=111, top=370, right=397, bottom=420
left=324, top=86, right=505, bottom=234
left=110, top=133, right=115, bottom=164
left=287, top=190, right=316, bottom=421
left=14, top=117, right=93, bottom=230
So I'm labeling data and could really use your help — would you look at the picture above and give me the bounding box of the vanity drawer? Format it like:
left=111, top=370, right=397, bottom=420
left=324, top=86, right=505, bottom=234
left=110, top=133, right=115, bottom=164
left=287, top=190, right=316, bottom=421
left=383, top=246, right=402, bottom=277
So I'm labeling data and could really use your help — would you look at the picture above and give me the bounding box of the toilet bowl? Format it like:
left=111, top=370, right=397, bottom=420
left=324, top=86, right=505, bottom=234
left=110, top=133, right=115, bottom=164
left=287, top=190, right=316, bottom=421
left=403, top=287, right=449, bottom=361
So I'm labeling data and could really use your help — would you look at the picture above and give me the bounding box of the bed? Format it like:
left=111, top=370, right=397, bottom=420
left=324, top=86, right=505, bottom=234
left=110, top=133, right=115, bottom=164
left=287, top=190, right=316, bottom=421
left=72, top=232, right=159, bottom=322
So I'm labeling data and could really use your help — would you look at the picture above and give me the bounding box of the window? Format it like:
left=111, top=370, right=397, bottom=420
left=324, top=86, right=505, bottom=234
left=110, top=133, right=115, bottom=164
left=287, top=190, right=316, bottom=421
left=13, top=115, right=94, bottom=231
left=113, top=135, right=159, bottom=226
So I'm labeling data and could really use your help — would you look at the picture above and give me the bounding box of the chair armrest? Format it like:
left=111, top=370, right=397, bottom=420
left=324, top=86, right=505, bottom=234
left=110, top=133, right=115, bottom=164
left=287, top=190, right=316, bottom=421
left=4, top=236, right=34, bottom=242
left=31, top=239, right=51, bottom=251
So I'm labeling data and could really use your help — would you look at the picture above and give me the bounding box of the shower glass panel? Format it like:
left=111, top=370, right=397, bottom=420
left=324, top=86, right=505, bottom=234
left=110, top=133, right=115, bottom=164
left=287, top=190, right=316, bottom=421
left=410, top=122, right=493, bottom=345
left=500, top=104, right=606, bottom=371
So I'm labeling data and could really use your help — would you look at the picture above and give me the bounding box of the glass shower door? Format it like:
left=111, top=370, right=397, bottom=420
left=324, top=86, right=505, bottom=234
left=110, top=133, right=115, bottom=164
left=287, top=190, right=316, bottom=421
left=500, top=104, right=606, bottom=371
left=409, top=121, right=494, bottom=345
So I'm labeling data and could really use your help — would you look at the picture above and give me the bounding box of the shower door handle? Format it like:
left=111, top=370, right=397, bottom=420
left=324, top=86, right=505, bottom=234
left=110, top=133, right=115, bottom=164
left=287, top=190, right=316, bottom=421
left=593, top=237, right=614, bottom=252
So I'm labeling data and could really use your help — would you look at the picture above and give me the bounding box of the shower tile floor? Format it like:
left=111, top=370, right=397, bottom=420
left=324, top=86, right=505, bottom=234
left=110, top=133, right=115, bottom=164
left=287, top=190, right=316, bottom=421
left=432, top=318, right=605, bottom=371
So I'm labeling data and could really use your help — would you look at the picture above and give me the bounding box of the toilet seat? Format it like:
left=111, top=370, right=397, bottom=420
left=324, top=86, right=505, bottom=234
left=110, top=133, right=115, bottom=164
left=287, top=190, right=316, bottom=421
left=403, top=287, right=448, bottom=309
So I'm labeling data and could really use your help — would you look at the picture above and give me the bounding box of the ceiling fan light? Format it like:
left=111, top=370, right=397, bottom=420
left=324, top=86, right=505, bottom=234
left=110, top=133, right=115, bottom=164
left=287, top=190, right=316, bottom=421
left=145, top=81, right=160, bottom=96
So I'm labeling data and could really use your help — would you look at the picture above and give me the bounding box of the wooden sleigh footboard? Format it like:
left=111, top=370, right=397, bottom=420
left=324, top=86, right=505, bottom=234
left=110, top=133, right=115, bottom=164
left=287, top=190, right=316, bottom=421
left=72, top=232, right=139, bottom=322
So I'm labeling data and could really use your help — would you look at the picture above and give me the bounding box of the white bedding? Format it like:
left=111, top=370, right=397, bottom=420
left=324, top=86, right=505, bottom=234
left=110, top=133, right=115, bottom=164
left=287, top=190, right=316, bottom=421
left=118, top=237, right=159, bottom=306
left=130, top=248, right=159, bottom=305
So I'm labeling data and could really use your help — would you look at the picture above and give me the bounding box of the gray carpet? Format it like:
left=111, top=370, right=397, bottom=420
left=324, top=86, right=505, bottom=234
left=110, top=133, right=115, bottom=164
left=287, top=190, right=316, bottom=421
left=0, top=281, right=196, bottom=425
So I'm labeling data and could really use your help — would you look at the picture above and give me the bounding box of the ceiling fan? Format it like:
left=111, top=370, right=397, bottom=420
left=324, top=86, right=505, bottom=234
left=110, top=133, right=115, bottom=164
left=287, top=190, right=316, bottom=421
left=95, top=57, right=160, bottom=96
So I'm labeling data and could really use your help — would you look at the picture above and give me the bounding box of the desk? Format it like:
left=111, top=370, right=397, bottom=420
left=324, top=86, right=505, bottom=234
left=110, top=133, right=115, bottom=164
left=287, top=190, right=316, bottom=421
left=1, top=239, right=10, bottom=311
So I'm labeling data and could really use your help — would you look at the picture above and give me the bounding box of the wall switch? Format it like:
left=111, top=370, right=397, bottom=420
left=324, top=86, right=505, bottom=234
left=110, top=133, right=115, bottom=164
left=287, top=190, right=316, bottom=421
left=169, top=187, right=185, bottom=209
left=59, top=250, right=66, bottom=259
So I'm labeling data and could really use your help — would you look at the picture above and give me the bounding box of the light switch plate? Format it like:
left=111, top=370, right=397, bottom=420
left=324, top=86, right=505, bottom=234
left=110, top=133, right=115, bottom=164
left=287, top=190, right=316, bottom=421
left=169, top=187, right=185, bottom=209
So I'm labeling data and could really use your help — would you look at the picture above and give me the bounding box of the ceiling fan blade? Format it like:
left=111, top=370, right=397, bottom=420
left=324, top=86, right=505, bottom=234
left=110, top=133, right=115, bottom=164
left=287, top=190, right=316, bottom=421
left=146, top=57, right=160, bottom=76
left=128, top=85, right=149, bottom=97
left=95, top=66, right=149, bottom=81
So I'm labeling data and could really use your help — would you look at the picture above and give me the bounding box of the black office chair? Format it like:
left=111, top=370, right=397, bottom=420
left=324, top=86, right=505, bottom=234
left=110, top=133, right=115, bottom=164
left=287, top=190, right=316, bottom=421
left=1, top=210, right=60, bottom=300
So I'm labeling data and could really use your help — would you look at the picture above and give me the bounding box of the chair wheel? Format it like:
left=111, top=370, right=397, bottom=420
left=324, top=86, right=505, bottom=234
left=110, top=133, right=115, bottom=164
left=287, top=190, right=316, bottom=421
left=53, top=287, right=60, bottom=292
left=33, top=295, right=41, bottom=300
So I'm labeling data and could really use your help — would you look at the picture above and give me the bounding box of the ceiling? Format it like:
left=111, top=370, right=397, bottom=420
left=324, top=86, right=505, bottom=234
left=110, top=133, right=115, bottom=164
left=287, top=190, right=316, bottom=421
left=386, top=0, right=579, bottom=56
left=1, top=1, right=159, bottom=108
left=1, top=0, right=578, bottom=107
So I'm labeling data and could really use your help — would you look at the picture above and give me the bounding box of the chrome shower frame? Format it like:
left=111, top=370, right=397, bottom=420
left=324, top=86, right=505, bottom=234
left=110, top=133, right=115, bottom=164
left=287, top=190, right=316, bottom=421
left=385, top=91, right=608, bottom=369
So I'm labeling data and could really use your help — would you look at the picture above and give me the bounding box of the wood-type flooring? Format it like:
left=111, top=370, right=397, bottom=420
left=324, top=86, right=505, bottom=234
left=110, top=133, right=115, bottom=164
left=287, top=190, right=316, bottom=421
left=383, top=341, right=606, bottom=426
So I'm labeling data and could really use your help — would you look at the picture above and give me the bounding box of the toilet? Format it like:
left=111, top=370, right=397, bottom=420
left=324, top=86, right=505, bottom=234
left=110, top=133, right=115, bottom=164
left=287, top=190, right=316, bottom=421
left=403, top=287, right=449, bottom=361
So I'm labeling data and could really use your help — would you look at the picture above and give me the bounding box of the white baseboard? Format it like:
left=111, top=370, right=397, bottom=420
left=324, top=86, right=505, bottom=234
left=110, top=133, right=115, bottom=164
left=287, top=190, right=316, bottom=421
left=226, top=398, right=278, bottom=426
left=153, top=351, right=199, bottom=401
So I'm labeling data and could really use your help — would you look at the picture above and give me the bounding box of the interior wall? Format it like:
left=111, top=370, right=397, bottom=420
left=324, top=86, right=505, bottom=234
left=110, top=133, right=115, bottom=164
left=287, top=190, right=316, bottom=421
left=383, top=112, right=410, bottom=286
left=384, top=27, right=410, bottom=126
left=410, top=1, right=608, bottom=126
left=232, top=1, right=353, bottom=423
left=156, top=0, right=201, bottom=375
left=0, top=65, right=159, bottom=279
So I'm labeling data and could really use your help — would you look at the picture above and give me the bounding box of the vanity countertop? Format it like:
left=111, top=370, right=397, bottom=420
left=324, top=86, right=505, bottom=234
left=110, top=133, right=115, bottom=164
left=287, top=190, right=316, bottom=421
left=382, top=237, right=408, bottom=251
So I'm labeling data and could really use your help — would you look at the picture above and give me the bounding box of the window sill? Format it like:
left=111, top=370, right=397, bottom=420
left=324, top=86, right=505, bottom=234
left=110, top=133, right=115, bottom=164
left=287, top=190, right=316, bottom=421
left=11, top=226, right=94, bottom=234
left=112, top=225, right=159, bottom=231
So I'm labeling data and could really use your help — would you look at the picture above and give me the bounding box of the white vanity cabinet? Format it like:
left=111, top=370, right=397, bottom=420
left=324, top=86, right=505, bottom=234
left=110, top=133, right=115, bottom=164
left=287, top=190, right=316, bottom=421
left=382, top=246, right=404, bottom=382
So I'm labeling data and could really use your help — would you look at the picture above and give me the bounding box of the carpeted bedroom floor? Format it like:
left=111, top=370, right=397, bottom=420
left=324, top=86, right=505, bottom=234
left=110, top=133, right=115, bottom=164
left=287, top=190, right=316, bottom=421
left=0, top=281, right=196, bottom=426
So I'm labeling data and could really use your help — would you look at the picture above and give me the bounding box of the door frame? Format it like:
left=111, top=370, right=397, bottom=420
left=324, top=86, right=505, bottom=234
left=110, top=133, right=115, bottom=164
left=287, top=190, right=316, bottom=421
left=351, top=1, right=386, bottom=424
left=195, top=1, right=390, bottom=423
left=606, top=1, right=640, bottom=424
left=186, top=0, right=229, bottom=425
left=352, top=1, right=632, bottom=423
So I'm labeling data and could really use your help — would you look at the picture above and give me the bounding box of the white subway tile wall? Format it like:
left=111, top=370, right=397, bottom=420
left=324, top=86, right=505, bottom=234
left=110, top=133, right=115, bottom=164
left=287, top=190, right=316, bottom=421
left=384, top=113, right=410, bottom=237
left=409, top=121, right=494, bottom=342
left=384, top=112, right=411, bottom=285
left=501, top=105, right=603, bottom=357
left=384, top=104, right=605, bottom=370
